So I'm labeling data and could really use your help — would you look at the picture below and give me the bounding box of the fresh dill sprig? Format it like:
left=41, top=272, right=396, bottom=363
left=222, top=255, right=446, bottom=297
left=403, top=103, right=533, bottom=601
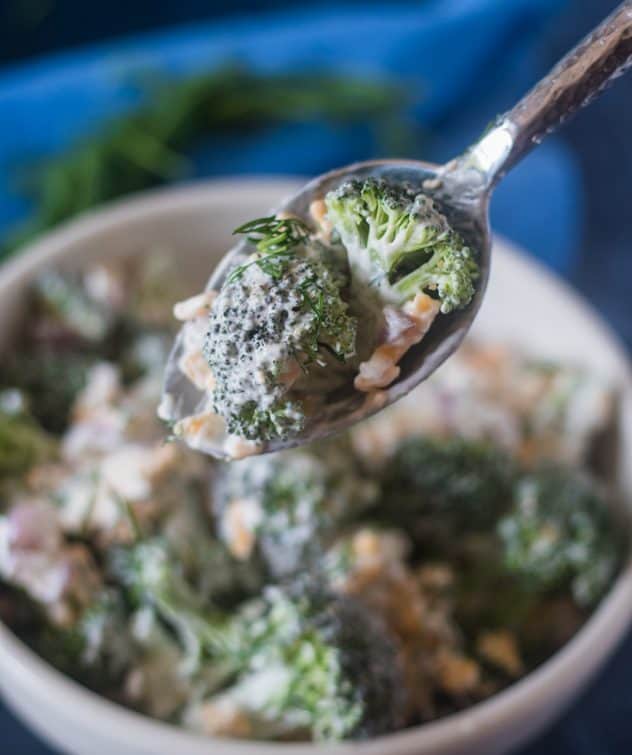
left=227, top=216, right=311, bottom=282
left=297, top=276, right=328, bottom=365
left=4, top=67, right=409, bottom=256
left=228, top=224, right=350, bottom=368
left=296, top=275, right=349, bottom=366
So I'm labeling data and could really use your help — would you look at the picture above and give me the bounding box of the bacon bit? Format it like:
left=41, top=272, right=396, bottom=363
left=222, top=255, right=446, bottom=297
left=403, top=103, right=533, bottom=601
left=175, top=411, right=260, bottom=459
left=223, top=499, right=256, bottom=560
left=355, top=294, right=440, bottom=391
left=175, top=411, right=224, bottom=448
left=417, top=564, right=454, bottom=592
left=384, top=305, right=416, bottom=340
left=403, top=291, right=440, bottom=320
left=476, top=630, right=524, bottom=677
left=354, top=346, right=401, bottom=392
left=435, top=650, right=481, bottom=695
left=173, top=290, right=217, bottom=322
left=177, top=350, right=216, bottom=392
left=187, top=698, right=253, bottom=738
left=353, top=529, right=384, bottom=559
left=224, top=435, right=262, bottom=460
left=309, top=198, right=333, bottom=241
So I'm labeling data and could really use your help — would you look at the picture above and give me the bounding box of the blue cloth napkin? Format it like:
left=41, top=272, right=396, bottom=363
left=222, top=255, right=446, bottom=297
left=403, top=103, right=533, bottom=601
left=0, top=0, right=579, bottom=271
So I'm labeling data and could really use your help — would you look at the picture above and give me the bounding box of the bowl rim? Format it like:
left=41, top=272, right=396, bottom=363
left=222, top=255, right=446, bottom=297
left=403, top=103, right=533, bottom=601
left=0, top=177, right=631, bottom=755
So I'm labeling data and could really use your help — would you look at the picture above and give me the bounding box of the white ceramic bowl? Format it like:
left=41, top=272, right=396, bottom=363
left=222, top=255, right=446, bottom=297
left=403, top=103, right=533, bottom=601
left=0, top=179, right=630, bottom=755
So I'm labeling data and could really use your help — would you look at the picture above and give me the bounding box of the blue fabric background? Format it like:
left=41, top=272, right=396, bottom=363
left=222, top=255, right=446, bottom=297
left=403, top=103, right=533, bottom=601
left=0, top=0, right=580, bottom=272
left=0, top=1, right=630, bottom=753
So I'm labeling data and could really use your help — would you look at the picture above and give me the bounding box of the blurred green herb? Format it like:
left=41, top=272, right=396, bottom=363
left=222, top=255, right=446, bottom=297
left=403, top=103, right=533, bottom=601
left=4, top=66, right=409, bottom=255
left=228, top=215, right=311, bottom=282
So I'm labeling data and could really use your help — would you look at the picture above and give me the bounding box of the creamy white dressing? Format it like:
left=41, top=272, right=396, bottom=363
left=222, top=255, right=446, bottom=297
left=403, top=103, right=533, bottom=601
left=172, top=191, right=459, bottom=458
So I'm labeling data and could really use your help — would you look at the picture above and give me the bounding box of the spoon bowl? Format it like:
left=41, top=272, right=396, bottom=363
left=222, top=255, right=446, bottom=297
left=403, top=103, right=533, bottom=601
left=161, top=2, right=632, bottom=458
left=160, top=158, right=491, bottom=457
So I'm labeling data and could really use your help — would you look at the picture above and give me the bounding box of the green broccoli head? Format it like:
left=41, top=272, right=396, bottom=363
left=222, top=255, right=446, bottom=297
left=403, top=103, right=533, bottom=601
left=196, top=585, right=405, bottom=741
left=109, top=537, right=227, bottom=624
left=0, top=350, right=93, bottom=434
left=0, top=390, right=57, bottom=479
left=203, top=216, right=357, bottom=442
left=112, top=543, right=404, bottom=742
left=109, top=535, right=262, bottom=671
left=325, top=177, right=479, bottom=313
left=109, top=538, right=225, bottom=670
left=213, top=437, right=377, bottom=577
left=257, top=586, right=405, bottom=741
left=498, top=467, right=621, bottom=606
left=380, top=435, right=515, bottom=531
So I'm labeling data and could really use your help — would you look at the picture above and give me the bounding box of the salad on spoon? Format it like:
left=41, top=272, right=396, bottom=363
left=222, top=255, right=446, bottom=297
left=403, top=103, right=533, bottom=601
left=160, top=1, right=632, bottom=459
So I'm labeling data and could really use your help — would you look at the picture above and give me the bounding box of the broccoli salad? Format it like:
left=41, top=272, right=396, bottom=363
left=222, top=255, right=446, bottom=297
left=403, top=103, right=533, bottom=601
left=0, top=257, right=625, bottom=743
left=168, top=178, right=479, bottom=458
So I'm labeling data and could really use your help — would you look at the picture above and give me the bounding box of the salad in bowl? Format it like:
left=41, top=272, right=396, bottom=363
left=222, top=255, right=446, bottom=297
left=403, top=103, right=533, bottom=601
left=0, top=246, right=624, bottom=744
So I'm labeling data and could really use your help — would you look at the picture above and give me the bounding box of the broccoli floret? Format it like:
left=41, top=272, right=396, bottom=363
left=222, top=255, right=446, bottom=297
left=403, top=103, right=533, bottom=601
left=325, top=178, right=479, bottom=314
left=161, top=496, right=264, bottom=608
left=109, top=539, right=220, bottom=670
left=0, top=350, right=93, bottom=434
left=203, top=586, right=405, bottom=741
left=76, top=589, right=135, bottom=675
left=380, top=436, right=515, bottom=531
left=203, top=216, right=357, bottom=442
left=126, top=605, right=196, bottom=718
left=498, top=467, right=621, bottom=606
left=34, top=589, right=133, bottom=687
left=0, top=389, right=57, bottom=479
left=110, top=535, right=261, bottom=664
left=449, top=534, right=538, bottom=636
left=112, top=539, right=404, bottom=741
left=213, top=437, right=377, bottom=577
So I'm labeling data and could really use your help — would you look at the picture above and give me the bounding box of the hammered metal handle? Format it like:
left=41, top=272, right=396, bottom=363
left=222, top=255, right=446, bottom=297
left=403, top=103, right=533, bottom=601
left=464, top=1, right=632, bottom=189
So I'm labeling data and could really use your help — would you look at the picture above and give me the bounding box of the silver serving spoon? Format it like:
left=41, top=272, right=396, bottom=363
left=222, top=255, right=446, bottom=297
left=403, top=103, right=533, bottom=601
left=161, top=1, right=632, bottom=458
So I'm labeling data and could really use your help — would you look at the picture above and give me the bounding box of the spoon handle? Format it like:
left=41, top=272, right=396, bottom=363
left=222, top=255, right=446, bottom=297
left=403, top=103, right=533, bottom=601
left=463, top=1, right=632, bottom=190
